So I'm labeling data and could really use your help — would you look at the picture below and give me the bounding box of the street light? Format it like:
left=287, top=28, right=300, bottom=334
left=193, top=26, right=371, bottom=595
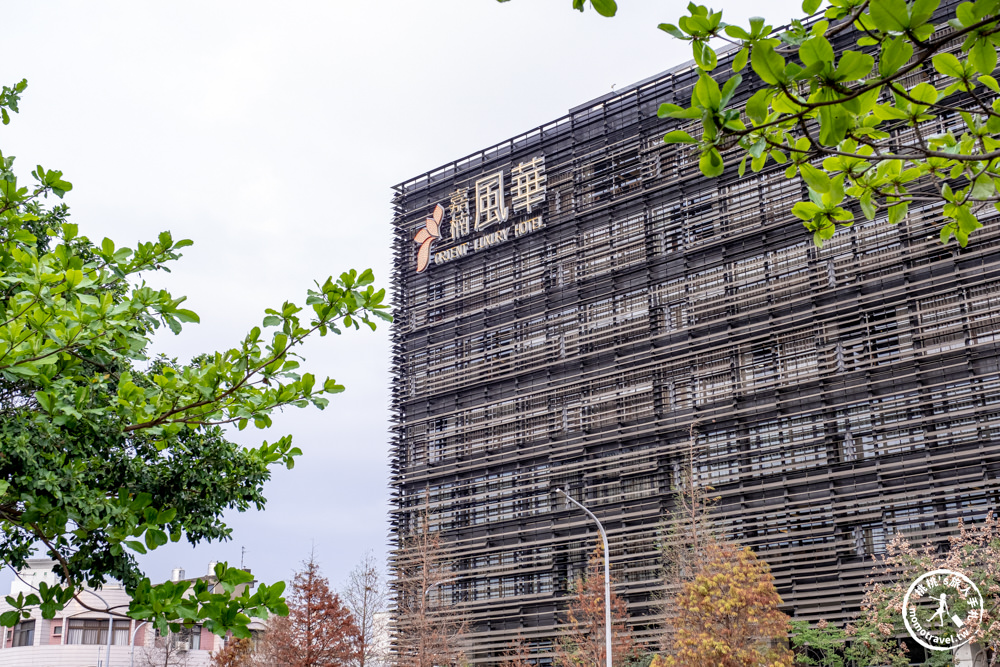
left=555, top=488, right=611, bottom=667
left=79, top=589, right=116, bottom=667
left=424, top=577, right=458, bottom=600
left=129, top=621, right=148, bottom=667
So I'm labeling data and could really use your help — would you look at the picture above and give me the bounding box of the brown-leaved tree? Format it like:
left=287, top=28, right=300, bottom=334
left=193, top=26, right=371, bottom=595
left=210, top=636, right=256, bottom=667
left=556, top=543, right=638, bottom=667
left=500, top=634, right=535, bottom=667
left=269, top=553, right=361, bottom=667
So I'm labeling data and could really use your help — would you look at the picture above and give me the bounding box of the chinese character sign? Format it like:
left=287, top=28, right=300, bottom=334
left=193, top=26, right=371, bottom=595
left=414, top=157, right=549, bottom=273
left=449, top=187, right=471, bottom=240
left=511, top=157, right=547, bottom=214
left=474, top=171, right=509, bottom=231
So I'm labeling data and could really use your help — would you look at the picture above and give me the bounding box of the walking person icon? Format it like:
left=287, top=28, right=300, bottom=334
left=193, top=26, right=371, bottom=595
left=927, top=593, right=949, bottom=627
left=903, top=569, right=983, bottom=652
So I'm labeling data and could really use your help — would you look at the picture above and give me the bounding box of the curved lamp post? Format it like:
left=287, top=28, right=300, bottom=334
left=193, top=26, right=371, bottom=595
left=77, top=589, right=119, bottom=667
left=424, top=577, right=458, bottom=601
left=555, top=488, right=611, bottom=667
left=129, top=620, right=148, bottom=667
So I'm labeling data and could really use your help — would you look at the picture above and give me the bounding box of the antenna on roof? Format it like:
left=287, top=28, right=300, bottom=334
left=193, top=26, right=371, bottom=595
left=241, top=546, right=247, bottom=570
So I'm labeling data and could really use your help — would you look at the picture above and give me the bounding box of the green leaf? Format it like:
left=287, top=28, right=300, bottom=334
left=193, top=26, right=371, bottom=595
left=860, top=192, right=877, bottom=219
left=746, top=90, right=771, bottom=123
left=657, top=103, right=702, bottom=119
left=909, top=81, right=940, bottom=105
left=979, top=74, right=1000, bottom=92
left=969, top=39, right=998, bottom=76
left=972, top=173, right=995, bottom=199
left=933, top=52, right=966, bottom=78
left=720, top=74, right=743, bottom=107
left=888, top=201, right=908, bottom=224
left=144, top=528, right=169, bottom=550
left=869, top=0, right=909, bottom=31
left=803, top=0, right=823, bottom=13
left=733, top=47, right=749, bottom=72
left=34, top=391, right=54, bottom=413
left=694, top=71, right=722, bottom=109
left=693, top=41, right=718, bottom=71
left=800, top=35, right=834, bottom=66
left=663, top=130, right=698, bottom=143
left=800, top=164, right=832, bottom=193
left=751, top=45, right=787, bottom=85
left=818, top=103, right=850, bottom=146
left=589, top=0, right=617, bottom=16
left=792, top=201, right=823, bottom=220
left=955, top=1, right=977, bottom=27
left=724, top=25, right=751, bottom=39
left=659, top=23, right=687, bottom=39
left=873, top=103, right=910, bottom=120
left=699, top=148, right=725, bottom=177
left=125, top=540, right=148, bottom=554
left=835, top=50, right=874, bottom=80
left=881, top=37, right=914, bottom=76
left=910, top=0, right=940, bottom=26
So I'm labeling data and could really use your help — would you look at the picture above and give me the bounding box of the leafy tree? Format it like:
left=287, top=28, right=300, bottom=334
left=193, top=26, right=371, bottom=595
left=342, top=550, right=389, bottom=667
left=508, top=0, right=1000, bottom=249
left=842, top=513, right=1000, bottom=666
left=661, top=542, right=793, bottom=667
left=0, top=81, right=390, bottom=636
left=555, top=543, right=638, bottom=667
left=655, top=0, right=1000, bottom=249
left=268, top=553, right=361, bottom=667
left=789, top=619, right=847, bottom=667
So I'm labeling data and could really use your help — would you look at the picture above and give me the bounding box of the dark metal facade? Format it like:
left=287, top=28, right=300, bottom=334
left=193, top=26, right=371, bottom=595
left=389, top=19, right=1000, bottom=664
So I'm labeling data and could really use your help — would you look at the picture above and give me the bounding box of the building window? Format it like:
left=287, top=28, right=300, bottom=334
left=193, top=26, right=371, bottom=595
left=66, top=619, right=130, bottom=646
left=157, top=625, right=201, bottom=651
left=12, top=620, right=34, bottom=647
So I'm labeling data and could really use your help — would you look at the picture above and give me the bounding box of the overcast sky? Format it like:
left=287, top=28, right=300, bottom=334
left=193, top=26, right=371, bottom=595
left=5, top=0, right=799, bottom=596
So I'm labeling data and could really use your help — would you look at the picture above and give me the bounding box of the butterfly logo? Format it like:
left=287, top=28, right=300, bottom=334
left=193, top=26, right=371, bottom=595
left=414, top=204, right=444, bottom=273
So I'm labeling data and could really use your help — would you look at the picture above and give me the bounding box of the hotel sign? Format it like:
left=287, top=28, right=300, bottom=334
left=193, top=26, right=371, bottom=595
left=414, top=156, right=547, bottom=273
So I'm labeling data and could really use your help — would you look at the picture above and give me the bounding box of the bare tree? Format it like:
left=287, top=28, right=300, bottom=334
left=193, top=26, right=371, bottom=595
left=392, top=493, right=465, bottom=667
left=658, top=422, right=722, bottom=650
left=342, top=551, right=389, bottom=667
left=500, top=634, right=534, bottom=667
left=138, top=628, right=196, bottom=667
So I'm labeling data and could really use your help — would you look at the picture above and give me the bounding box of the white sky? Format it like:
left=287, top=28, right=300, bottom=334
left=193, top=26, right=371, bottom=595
left=5, top=0, right=799, bottom=597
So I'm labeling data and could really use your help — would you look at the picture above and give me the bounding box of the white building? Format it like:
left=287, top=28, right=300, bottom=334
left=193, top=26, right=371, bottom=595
left=0, top=560, right=232, bottom=667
